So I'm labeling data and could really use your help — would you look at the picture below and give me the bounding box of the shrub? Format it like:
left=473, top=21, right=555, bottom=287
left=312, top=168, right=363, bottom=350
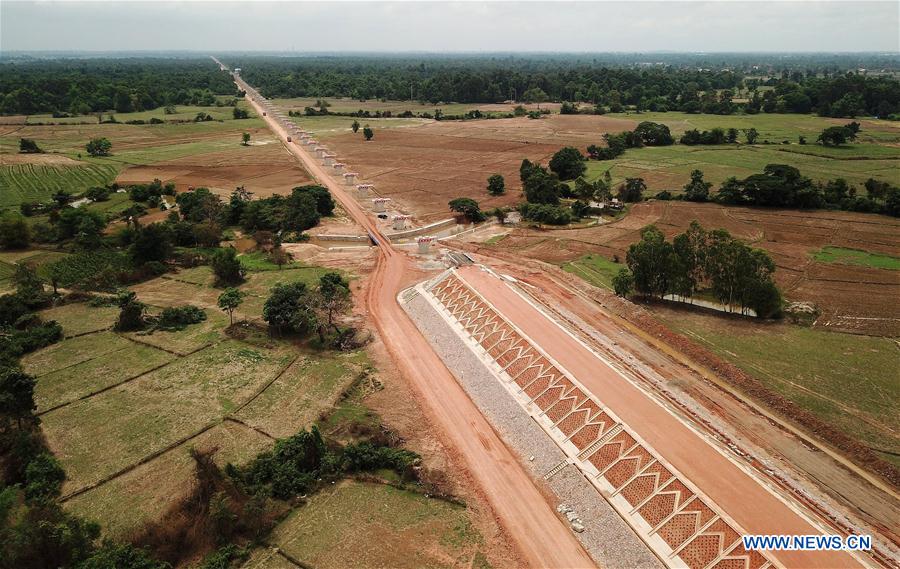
left=114, top=291, right=146, bottom=332
left=0, top=214, right=30, bottom=249
left=211, top=248, right=243, bottom=287
left=155, top=306, right=206, bottom=331
left=24, top=452, right=66, bottom=503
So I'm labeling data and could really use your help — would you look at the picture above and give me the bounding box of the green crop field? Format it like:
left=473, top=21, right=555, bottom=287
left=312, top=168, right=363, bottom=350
left=812, top=246, right=900, bottom=270
left=653, top=307, right=900, bottom=466
left=0, top=163, right=120, bottom=209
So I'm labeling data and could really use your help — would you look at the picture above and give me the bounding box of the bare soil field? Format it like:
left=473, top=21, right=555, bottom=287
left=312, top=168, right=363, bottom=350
left=322, top=114, right=636, bottom=222
left=114, top=134, right=313, bottom=198
left=468, top=201, right=900, bottom=336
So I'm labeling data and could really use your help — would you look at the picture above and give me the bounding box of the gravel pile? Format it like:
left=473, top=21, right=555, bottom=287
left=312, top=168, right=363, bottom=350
left=403, top=291, right=663, bottom=569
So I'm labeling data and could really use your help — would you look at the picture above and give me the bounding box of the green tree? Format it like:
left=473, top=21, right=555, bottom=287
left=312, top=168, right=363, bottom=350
left=363, top=126, right=374, bottom=141
left=114, top=291, right=146, bottom=332
left=0, top=214, right=31, bottom=249
left=633, top=122, right=674, bottom=146
left=683, top=169, right=712, bottom=202
left=57, top=208, right=107, bottom=248
left=448, top=198, right=485, bottom=222
left=612, top=268, right=634, bottom=297
left=548, top=147, right=587, bottom=180
left=817, top=126, right=854, bottom=146
left=486, top=174, right=505, bottom=196
left=618, top=177, right=646, bottom=202
left=12, top=263, right=45, bottom=306
left=625, top=225, right=676, bottom=298
left=291, top=185, right=335, bottom=217
left=314, top=272, right=351, bottom=344
left=522, top=87, right=548, bottom=110
left=263, top=282, right=316, bottom=336
left=742, top=128, right=759, bottom=144
left=351, top=120, right=360, bottom=133
left=18, top=138, right=42, bottom=154
left=241, top=132, right=250, bottom=146
left=24, top=452, right=66, bottom=503
left=217, top=288, right=244, bottom=326
left=523, top=167, right=561, bottom=205
left=211, top=248, right=243, bottom=287
left=176, top=187, right=222, bottom=223
left=130, top=223, right=172, bottom=266
left=85, top=137, right=111, bottom=157
left=0, top=366, right=38, bottom=431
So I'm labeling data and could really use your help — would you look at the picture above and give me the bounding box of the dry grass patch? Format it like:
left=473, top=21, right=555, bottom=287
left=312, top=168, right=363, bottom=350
left=38, top=302, right=119, bottom=337
left=21, top=331, right=132, bottom=377
left=41, top=339, right=295, bottom=495
left=234, top=351, right=369, bottom=439
left=35, top=342, right=175, bottom=412
left=125, top=311, right=229, bottom=355
left=270, top=480, right=486, bottom=569
left=65, top=421, right=272, bottom=537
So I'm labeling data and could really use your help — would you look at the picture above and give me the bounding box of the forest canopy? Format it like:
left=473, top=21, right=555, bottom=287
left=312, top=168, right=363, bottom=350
left=0, top=57, right=240, bottom=115
left=223, top=54, right=899, bottom=118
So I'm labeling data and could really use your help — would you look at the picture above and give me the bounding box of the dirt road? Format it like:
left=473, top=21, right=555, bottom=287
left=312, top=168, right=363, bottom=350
left=457, top=265, right=868, bottom=569
left=230, top=68, right=597, bottom=568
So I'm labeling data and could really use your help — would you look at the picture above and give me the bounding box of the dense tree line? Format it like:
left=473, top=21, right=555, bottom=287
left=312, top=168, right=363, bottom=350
left=617, top=222, right=782, bottom=318
left=224, top=55, right=899, bottom=118
left=713, top=164, right=900, bottom=215
left=0, top=58, right=239, bottom=115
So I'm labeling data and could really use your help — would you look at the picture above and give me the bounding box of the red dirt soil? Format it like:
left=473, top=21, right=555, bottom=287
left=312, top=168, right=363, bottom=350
left=480, top=201, right=900, bottom=336
left=320, top=114, right=637, bottom=223
left=115, top=140, right=313, bottom=200
left=241, top=82, right=597, bottom=568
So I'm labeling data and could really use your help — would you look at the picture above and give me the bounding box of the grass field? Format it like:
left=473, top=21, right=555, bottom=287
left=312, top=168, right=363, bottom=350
left=266, top=480, right=489, bottom=569
left=561, top=254, right=624, bottom=291
left=41, top=338, right=295, bottom=493
left=566, top=112, right=900, bottom=193
left=582, top=143, right=899, bottom=194
left=287, top=114, right=427, bottom=139
left=812, top=246, right=900, bottom=270
left=234, top=350, right=370, bottom=439
left=653, top=307, right=900, bottom=466
left=37, top=302, right=119, bottom=337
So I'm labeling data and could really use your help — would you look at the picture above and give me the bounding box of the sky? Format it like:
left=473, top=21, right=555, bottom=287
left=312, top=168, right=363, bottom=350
left=1, top=1, right=898, bottom=53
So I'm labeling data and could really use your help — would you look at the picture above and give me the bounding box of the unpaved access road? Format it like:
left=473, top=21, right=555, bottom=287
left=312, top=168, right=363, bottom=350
left=230, top=68, right=596, bottom=568
left=457, top=265, right=869, bottom=569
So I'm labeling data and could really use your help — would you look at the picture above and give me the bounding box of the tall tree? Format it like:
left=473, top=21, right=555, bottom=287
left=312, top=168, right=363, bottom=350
left=486, top=174, right=505, bottom=196
left=217, top=288, right=244, bottom=326
left=683, top=169, right=712, bottom=202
